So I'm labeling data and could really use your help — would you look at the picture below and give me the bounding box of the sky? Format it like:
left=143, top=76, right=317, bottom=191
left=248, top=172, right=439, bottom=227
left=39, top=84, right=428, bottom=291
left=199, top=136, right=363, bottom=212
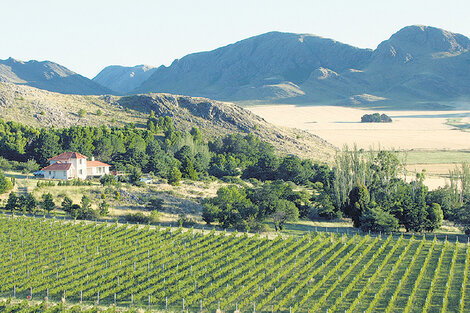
left=1, top=0, right=469, bottom=78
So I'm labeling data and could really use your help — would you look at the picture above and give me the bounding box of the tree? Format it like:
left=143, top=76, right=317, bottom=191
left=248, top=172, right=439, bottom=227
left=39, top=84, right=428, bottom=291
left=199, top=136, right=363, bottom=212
left=454, top=202, right=470, bottom=234
left=425, top=203, right=443, bottom=232
left=426, top=187, right=455, bottom=220
left=61, top=196, right=73, bottom=214
left=100, top=174, right=117, bottom=186
left=41, top=193, right=55, bottom=213
left=77, top=195, right=98, bottom=219
left=128, top=166, right=143, bottom=185
left=272, top=199, right=299, bottom=231
left=98, top=200, right=109, bottom=216
left=359, top=206, right=399, bottom=233
left=23, top=194, right=37, bottom=214
left=277, top=156, right=306, bottom=184
left=346, top=184, right=370, bottom=227
left=190, top=127, right=203, bottom=143
left=5, top=192, right=18, bottom=212
left=204, top=185, right=256, bottom=230
left=314, top=192, right=341, bottom=220
left=0, top=171, right=13, bottom=194
left=168, top=166, right=182, bottom=186
left=22, top=159, right=40, bottom=176
left=181, top=157, right=198, bottom=180
left=32, top=130, right=61, bottom=166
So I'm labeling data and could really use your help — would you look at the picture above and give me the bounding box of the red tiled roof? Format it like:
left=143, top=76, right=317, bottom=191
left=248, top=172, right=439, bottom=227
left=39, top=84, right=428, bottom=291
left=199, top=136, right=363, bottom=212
left=87, top=160, right=111, bottom=168
left=48, top=152, right=88, bottom=161
left=41, top=162, right=72, bottom=171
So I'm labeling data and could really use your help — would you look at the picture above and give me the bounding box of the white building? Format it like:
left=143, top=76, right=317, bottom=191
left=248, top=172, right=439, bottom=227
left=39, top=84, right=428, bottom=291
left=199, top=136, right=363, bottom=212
left=41, top=152, right=111, bottom=180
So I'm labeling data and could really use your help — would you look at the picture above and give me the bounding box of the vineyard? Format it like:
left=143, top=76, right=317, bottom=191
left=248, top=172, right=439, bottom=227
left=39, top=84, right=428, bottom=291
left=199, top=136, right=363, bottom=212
left=0, top=216, right=469, bottom=313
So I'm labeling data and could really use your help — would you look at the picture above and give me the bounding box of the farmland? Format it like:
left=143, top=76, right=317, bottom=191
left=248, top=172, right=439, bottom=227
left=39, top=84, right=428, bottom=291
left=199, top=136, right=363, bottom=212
left=1, top=215, right=469, bottom=312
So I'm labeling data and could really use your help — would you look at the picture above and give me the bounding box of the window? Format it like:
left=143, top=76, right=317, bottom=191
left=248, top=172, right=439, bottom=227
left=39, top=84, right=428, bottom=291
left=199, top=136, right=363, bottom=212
left=98, top=167, right=102, bottom=173
left=49, top=171, right=51, bottom=175
left=63, top=171, right=66, bottom=176
left=79, top=169, right=82, bottom=175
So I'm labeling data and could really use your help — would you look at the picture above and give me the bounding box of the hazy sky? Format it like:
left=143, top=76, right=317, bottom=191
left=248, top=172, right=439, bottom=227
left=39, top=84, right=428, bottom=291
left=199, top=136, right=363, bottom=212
left=2, top=0, right=469, bottom=78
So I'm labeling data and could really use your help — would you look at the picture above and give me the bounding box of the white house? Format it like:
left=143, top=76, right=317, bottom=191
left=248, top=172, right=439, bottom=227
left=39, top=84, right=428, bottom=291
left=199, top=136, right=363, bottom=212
left=41, top=152, right=111, bottom=180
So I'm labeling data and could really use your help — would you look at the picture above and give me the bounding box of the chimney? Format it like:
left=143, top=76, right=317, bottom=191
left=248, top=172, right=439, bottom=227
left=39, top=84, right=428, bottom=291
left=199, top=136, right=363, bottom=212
left=91, top=156, right=95, bottom=161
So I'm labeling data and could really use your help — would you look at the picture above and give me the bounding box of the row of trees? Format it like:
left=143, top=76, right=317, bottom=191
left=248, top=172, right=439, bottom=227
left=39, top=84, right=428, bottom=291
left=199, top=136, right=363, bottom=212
left=3, top=192, right=109, bottom=220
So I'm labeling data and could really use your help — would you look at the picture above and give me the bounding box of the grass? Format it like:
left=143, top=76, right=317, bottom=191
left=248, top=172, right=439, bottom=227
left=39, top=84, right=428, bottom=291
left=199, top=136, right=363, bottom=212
left=399, top=150, right=470, bottom=164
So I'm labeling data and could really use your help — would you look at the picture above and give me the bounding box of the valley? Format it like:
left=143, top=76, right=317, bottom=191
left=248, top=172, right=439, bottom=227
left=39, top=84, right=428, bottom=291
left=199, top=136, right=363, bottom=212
left=247, top=104, right=470, bottom=189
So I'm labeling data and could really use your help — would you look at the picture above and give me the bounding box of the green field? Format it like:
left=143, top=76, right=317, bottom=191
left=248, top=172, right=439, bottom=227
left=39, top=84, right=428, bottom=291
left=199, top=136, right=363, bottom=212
left=1, top=216, right=469, bottom=313
left=400, top=150, right=470, bottom=165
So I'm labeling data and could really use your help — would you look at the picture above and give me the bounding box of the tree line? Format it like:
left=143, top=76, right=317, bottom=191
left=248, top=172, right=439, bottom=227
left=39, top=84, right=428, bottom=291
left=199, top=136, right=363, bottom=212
left=0, top=115, right=469, bottom=233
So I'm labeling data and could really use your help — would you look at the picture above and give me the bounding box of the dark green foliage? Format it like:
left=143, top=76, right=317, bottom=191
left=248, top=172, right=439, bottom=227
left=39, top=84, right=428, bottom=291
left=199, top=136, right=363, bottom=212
left=204, top=181, right=303, bottom=231
left=98, top=200, right=109, bottom=216
left=124, top=212, right=156, bottom=224
left=128, top=166, right=143, bottom=185
left=359, top=206, right=399, bottom=232
left=426, top=187, right=455, bottom=219
left=41, top=193, right=55, bottom=213
left=425, top=203, right=443, bottom=232
left=271, top=199, right=299, bottom=231
left=178, top=213, right=196, bottom=227
left=0, top=171, right=13, bottom=194
left=168, top=166, right=182, bottom=186
left=454, top=202, right=470, bottom=234
left=313, top=192, right=341, bottom=220
left=346, top=184, right=370, bottom=227
left=61, top=196, right=73, bottom=213
left=98, top=174, right=115, bottom=187
left=77, top=195, right=98, bottom=219
left=5, top=192, right=18, bottom=212
left=361, top=113, right=392, bottom=123
left=22, top=193, right=37, bottom=214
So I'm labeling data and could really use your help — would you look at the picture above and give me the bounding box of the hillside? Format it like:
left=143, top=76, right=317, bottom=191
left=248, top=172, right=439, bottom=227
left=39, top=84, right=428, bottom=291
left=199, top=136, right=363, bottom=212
left=93, top=64, right=157, bottom=94
left=0, top=82, right=335, bottom=160
left=0, top=57, right=112, bottom=95
left=100, top=25, right=470, bottom=108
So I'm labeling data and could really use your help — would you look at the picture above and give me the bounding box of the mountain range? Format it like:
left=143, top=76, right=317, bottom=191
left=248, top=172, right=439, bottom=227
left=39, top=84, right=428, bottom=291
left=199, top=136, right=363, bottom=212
left=0, top=58, right=111, bottom=95
left=2, top=25, right=469, bottom=107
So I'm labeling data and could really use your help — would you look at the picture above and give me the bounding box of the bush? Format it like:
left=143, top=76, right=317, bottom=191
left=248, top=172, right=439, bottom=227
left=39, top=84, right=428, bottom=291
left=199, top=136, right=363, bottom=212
left=100, top=174, right=117, bottom=186
left=178, top=213, right=196, bottom=227
left=361, top=113, right=392, bottom=123
left=146, top=196, right=163, bottom=211
left=359, top=207, right=399, bottom=233
left=78, top=109, right=86, bottom=118
left=124, top=212, right=157, bottom=224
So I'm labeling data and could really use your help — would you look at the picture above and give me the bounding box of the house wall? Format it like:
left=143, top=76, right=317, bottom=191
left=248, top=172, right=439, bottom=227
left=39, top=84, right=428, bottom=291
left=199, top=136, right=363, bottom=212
left=70, top=158, right=87, bottom=180
left=44, top=169, right=71, bottom=180
left=87, top=166, right=110, bottom=177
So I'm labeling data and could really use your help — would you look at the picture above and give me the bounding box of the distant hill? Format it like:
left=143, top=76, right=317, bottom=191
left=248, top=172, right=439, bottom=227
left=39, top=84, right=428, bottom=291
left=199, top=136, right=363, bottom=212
left=93, top=64, right=157, bottom=94
left=0, top=82, right=335, bottom=161
left=135, top=31, right=372, bottom=102
left=121, top=25, right=470, bottom=107
left=0, top=58, right=112, bottom=95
